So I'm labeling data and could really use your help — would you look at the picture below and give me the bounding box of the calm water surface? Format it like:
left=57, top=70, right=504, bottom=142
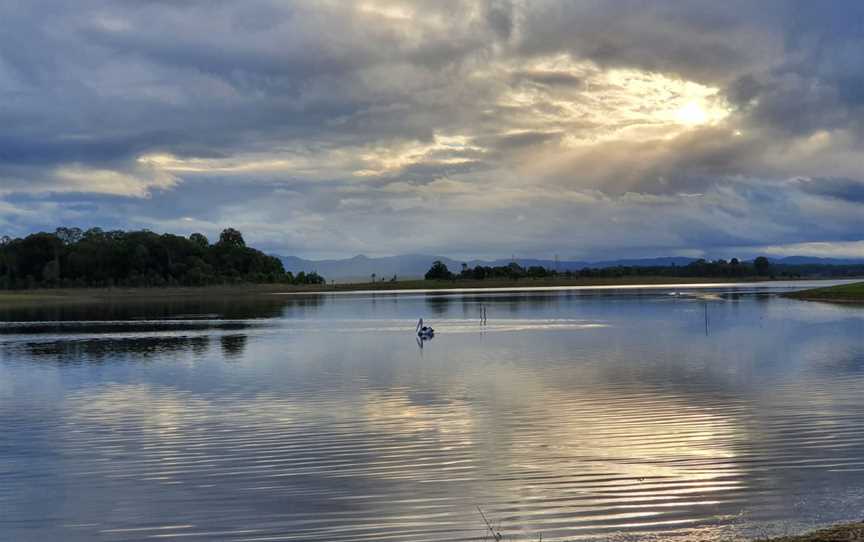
left=2, top=282, right=864, bottom=541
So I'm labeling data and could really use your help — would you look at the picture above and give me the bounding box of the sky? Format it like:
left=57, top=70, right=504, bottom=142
left=1, top=0, right=864, bottom=260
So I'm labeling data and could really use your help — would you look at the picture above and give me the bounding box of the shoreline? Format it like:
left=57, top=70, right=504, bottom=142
left=0, top=276, right=857, bottom=307
left=311, top=275, right=857, bottom=293
left=327, top=276, right=767, bottom=292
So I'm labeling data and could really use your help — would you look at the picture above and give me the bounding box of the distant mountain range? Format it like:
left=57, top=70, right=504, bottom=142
left=277, top=253, right=864, bottom=281
left=765, top=256, right=864, bottom=265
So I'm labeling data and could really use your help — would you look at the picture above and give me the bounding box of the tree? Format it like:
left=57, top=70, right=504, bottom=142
left=42, top=260, right=60, bottom=284
left=0, top=226, right=323, bottom=289
left=727, top=257, right=742, bottom=277
left=55, top=227, right=83, bottom=245
left=189, top=233, right=209, bottom=249
left=14, top=233, right=63, bottom=282
left=218, top=228, right=245, bottom=248
left=425, top=260, right=453, bottom=280
left=505, top=261, right=525, bottom=279
left=83, top=227, right=105, bottom=241
left=754, top=256, right=772, bottom=276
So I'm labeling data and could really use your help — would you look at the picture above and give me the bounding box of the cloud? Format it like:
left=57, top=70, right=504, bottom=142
left=1, top=1, right=864, bottom=258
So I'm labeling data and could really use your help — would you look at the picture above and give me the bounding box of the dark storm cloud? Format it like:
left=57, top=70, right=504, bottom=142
left=516, top=0, right=785, bottom=83
left=724, top=1, right=864, bottom=137
left=794, top=178, right=864, bottom=204
left=2, top=1, right=864, bottom=258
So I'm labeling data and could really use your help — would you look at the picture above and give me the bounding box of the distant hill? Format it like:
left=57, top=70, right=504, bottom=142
left=277, top=253, right=864, bottom=281
left=772, top=256, right=864, bottom=266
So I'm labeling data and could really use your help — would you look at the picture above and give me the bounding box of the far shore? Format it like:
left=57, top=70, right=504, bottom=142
left=0, top=276, right=858, bottom=307
left=315, top=275, right=852, bottom=293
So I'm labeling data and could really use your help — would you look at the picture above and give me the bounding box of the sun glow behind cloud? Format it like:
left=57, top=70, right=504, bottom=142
left=135, top=54, right=734, bottom=188
left=483, top=54, right=735, bottom=150
left=675, top=101, right=711, bottom=125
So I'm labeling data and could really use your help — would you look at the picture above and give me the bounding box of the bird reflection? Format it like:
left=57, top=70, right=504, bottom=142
left=416, top=334, right=433, bottom=350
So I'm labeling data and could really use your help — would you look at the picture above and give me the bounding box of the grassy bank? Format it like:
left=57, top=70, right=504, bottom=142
left=0, top=283, right=325, bottom=307
left=785, top=281, right=864, bottom=303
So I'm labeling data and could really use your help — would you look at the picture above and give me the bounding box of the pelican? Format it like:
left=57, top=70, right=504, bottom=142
left=416, top=318, right=435, bottom=339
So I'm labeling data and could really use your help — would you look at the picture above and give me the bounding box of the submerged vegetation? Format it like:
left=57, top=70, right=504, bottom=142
left=0, top=227, right=325, bottom=289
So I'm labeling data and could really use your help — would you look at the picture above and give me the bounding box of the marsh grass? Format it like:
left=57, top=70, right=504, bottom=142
left=786, top=281, right=864, bottom=303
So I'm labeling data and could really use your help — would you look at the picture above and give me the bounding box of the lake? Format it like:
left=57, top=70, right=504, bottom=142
left=2, top=281, right=864, bottom=541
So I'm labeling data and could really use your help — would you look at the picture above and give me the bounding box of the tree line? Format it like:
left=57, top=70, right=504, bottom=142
left=0, top=227, right=325, bottom=289
left=426, top=257, right=864, bottom=281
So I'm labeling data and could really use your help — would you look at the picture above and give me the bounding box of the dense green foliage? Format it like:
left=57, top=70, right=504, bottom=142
left=0, top=227, right=325, bottom=288
left=426, top=257, right=864, bottom=282
left=424, top=260, right=454, bottom=280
